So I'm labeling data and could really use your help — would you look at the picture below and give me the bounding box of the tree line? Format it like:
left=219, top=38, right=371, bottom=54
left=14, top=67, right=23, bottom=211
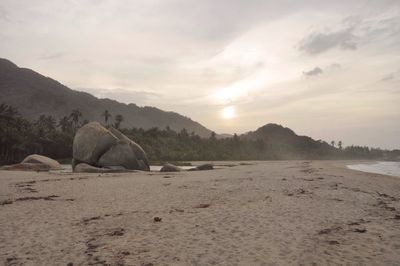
left=0, top=103, right=399, bottom=165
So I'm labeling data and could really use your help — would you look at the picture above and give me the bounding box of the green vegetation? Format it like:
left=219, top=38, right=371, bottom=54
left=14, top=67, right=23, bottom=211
left=1, top=103, right=399, bottom=165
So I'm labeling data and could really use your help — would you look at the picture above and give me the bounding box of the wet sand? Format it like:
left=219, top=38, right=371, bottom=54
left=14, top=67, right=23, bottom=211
left=1, top=160, right=400, bottom=265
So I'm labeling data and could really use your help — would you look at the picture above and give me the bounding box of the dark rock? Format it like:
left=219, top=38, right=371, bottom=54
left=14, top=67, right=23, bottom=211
left=196, top=164, right=214, bottom=170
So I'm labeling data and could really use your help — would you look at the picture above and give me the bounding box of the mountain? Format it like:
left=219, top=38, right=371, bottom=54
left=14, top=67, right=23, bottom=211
left=0, top=58, right=213, bottom=137
left=242, top=123, right=334, bottom=159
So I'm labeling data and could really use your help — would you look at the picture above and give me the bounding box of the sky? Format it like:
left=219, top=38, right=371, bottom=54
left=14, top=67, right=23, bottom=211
left=1, top=0, right=399, bottom=149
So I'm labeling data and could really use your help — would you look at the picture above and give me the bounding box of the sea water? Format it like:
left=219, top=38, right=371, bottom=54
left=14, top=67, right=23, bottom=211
left=347, top=161, right=400, bottom=177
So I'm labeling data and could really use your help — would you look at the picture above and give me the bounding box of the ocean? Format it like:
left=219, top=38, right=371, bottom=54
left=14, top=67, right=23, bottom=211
left=347, top=161, right=400, bottom=177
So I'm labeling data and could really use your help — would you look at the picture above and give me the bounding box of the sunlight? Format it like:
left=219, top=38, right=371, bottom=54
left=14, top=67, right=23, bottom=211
left=221, top=106, right=236, bottom=119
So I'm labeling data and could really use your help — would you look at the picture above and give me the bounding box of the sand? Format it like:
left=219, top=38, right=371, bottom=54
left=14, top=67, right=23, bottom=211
left=1, top=160, right=400, bottom=266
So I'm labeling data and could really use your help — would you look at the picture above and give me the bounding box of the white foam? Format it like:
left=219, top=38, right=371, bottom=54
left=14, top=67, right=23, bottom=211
left=347, top=161, right=400, bottom=177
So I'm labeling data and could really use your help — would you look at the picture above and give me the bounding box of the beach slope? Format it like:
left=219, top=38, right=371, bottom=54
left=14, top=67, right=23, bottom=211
left=1, top=161, right=400, bottom=265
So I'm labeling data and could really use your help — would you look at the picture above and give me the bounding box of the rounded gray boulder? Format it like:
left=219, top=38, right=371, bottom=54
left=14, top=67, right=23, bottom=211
left=73, top=122, right=118, bottom=165
left=98, top=140, right=139, bottom=169
left=21, top=154, right=62, bottom=169
left=72, top=122, right=150, bottom=172
left=109, top=127, right=150, bottom=170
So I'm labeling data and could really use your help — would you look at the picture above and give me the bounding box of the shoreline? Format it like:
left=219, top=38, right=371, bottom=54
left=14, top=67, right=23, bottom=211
left=1, top=160, right=400, bottom=265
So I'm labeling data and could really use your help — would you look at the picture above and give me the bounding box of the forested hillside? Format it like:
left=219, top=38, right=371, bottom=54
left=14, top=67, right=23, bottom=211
left=1, top=103, right=398, bottom=165
left=0, top=58, right=212, bottom=137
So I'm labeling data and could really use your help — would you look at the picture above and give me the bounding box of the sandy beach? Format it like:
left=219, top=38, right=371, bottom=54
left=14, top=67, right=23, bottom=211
left=1, top=160, right=400, bottom=266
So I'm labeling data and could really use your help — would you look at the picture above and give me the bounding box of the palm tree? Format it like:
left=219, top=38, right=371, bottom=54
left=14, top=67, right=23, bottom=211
left=331, top=141, right=335, bottom=147
left=338, top=141, right=343, bottom=150
left=58, top=116, right=71, bottom=132
left=70, top=109, right=82, bottom=129
left=114, top=114, right=124, bottom=129
left=45, top=116, right=56, bottom=131
left=0, top=103, right=19, bottom=120
left=102, top=110, right=112, bottom=126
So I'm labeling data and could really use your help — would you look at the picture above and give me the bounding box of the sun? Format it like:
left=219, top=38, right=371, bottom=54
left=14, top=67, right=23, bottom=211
left=221, top=106, right=236, bottom=119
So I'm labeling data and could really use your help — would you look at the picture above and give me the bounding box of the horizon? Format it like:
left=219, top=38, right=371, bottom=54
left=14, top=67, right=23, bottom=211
left=1, top=1, right=399, bottom=149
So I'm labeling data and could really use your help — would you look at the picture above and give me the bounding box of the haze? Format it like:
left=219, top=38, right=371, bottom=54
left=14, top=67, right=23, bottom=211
left=1, top=0, right=399, bottom=149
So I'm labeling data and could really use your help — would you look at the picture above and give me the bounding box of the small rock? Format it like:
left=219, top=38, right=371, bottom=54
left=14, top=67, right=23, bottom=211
left=196, top=164, right=214, bottom=170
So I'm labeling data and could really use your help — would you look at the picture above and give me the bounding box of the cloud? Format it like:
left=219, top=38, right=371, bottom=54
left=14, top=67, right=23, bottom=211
left=303, top=67, right=323, bottom=77
left=381, top=69, right=400, bottom=82
left=326, top=63, right=341, bottom=70
left=39, top=51, right=68, bottom=60
left=381, top=73, right=394, bottom=82
left=0, top=7, right=8, bottom=21
left=302, top=64, right=341, bottom=77
left=299, top=27, right=357, bottom=54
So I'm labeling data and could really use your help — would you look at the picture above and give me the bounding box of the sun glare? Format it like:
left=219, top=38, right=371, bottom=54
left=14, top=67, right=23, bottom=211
left=221, top=106, right=236, bottom=119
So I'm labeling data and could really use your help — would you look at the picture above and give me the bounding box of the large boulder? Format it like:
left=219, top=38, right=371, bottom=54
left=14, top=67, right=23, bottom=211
left=21, top=154, right=62, bottom=169
left=108, top=127, right=149, bottom=170
left=98, top=141, right=139, bottom=169
left=72, top=122, right=150, bottom=172
left=73, top=122, right=118, bottom=165
left=0, top=154, right=61, bottom=171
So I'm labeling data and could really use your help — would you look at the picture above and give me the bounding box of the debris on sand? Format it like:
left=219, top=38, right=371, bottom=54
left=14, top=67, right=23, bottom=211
left=326, top=240, right=340, bottom=245
left=353, top=228, right=367, bottom=233
left=318, top=226, right=342, bottom=235
left=154, top=217, right=162, bottom=222
left=82, top=216, right=102, bottom=224
left=107, top=228, right=125, bottom=236
left=16, top=195, right=59, bottom=201
left=194, top=203, right=211, bottom=208
left=0, top=199, right=13, bottom=206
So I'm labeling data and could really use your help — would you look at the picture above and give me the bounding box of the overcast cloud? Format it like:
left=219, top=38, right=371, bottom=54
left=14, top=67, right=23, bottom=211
left=1, top=0, right=399, bottom=149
